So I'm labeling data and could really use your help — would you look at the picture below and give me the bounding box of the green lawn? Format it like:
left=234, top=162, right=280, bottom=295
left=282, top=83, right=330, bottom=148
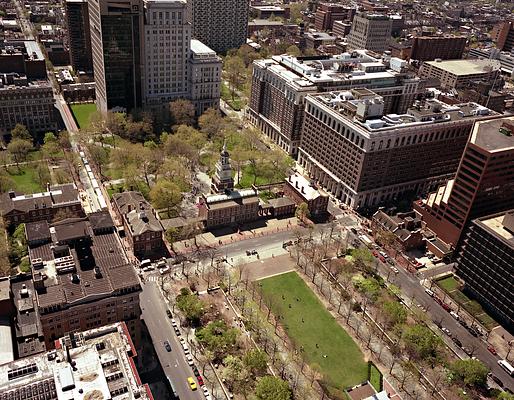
left=369, top=363, right=382, bottom=392
left=7, top=164, right=46, bottom=193
left=436, top=275, right=498, bottom=330
left=238, top=165, right=280, bottom=188
left=70, top=103, right=96, bottom=129
left=260, top=272, right=368, bottom=397
left=437, top=276, right=460, bottom=292
left=221, top=82, right=245, bottom=111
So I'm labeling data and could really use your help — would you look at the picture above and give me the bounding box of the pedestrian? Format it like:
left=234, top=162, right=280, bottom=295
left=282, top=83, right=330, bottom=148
left=302, top=318, right=304, bottom=323
left=316, top=343, right=319, bottom=348
left=289, top=304, right=292, bottom=308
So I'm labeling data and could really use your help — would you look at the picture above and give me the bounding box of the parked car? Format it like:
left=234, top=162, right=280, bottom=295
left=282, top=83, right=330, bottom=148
left=192, top=365, right=200, bottom=377
left=159, top=266, right=170, bottom=275
left=441, top=303, right=451, bottom=311
left=188, top=377, right=197, bottom=391
left=487, top=345, right=497, bottom=355
left=390, top=266, right=399, bottom=274
left=462, top=347, right=473, bottom=356
left=379, top=255, right=386, bottom=263
left=166, top=309, right=172, bottom=318
left=387, top=258, right=395, bottom=266
left=164, top=341, right=171, bottom=352
left=379, top=251, right=388, bottom=259
left=441, top=327, right=452, bottom=336
left=452, top=337, right=462, bottom=347
left=197, top=375, right=204, bottom=386
left=246, top=250, right=251, bottom=256
left=488, top=373, right=503, bottom=388
left=186, top=354, right=194, bottom=366
left=372, top=250, right=379, bottom=257
left=424, top=288, right=435, bottom=297
left=174, top=327, right=181, bottom=336
left=449, top=311, right=460, bottom=320
left=203, top=387, right=212, bottom=400
left=171, top=318, right=177, bottom=327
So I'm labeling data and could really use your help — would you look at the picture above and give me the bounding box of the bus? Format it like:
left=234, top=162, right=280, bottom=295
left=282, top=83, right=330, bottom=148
left=498, top=359, right=514, bottom=377
left=166, top=376, right=179, bottom=399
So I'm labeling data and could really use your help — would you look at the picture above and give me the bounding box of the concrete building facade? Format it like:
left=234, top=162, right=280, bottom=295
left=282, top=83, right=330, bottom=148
left=142, top=0, right=190, bottom=108
left=65, top=0, right=93, bottom=73
left=191, top=0, right=248, bottom=54
left=188, top=39, right=222, bottom=115
left=298, top=91, right=496, bottom=209
left=418, top=59, right=502, bottom=90
left=314, top=3, right=356, bottom=32
left=248, top=51, right=420, bottom=156
left=346, top=13, right=392, bottom=53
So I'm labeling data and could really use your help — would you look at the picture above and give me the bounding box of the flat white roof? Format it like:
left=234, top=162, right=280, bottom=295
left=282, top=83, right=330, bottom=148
left=287, top=174, right=320, bottom=201
left=190, top=39, right=215, bottom=55
left=425, top=59, right=501, bottom=76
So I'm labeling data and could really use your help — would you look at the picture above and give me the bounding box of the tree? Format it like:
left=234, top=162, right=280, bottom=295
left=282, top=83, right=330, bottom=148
left=402, top=324, right=443, bottom=364
left=288, top=1, right=308, bottom=23
left=222, top=355, right=248, bottom=389
left=255, top=375, right=292, bottom=400
left=0, top=171, right=14, bottom=193
left=448, top=359, right=488, bottom=388
left=198, top=108, right=226, bottom=139
left=352, top=247, right=375, bottom=274
left=87, top=144, right=109, bottom=175
left=35, top=162, right=51, bottom=188
left=58, top=130, right=72, bottom=152
left=225, top=55, right=246, bottom=100
left=498, top=392, right=514, bottom=400
left=149, top=179, right=182, bottom=218
left=295, top=202, right=310, bottom=222
left=196, top=320, right=239, bottom=361
left=42, top=132, right=60, bottom=161
left=382, top=300, right=407, bottom=328
left=175, top=287, right=205, bottom=326
left=7, top=139, right=33, bottom=168
left=286, top=45, right=302, bottom=57
left=243, top=349, right=268, bottom=377
left=10, top=124, right=31, bottom=141
left=169, top=99, right=195, bottom=127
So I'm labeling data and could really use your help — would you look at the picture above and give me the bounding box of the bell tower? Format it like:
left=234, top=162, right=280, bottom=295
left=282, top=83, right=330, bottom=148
left=211, top=141, right=234, bottom=193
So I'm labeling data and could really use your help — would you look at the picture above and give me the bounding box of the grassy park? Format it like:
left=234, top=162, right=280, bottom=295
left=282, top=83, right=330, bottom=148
left=436, top=275, right=498, bottom=330
left=259, top=272, right=368, bottom=397
left=6, top=164, right=47, bottom=193
left=70, top=103, right=96, bottom=129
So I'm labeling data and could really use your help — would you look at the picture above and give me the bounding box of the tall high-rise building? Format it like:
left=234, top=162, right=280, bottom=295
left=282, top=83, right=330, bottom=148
left=414, top=116, right=514, bottom=249
left=456, top=210, right=514, bottom=331
left=314, top=3, right=356, bottom=32
left=88, top=0, right=144, bottom=112
left=492, top=20, right=514, bottom=53
left=346, top=13, right=392, bottom=53
left=142, top=0, right=190, bottom=108
left=65, top=0, right=93, bottom=73
left=191, top=0, right=248, bottom=54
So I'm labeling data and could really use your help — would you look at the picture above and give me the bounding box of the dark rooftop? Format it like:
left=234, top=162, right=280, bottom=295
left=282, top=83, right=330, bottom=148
left=89, top=211, right=115, bottom=231
left=25, top=221, right=51, bottom=243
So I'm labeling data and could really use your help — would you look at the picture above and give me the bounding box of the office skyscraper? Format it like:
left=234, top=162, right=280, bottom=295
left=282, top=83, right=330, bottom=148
left=191, top=0, right=248, bottom=54
left=143, top=0, right=190, bottom=108
left=88, top=0, right=144, bottom=112
left=346, top=13, right=392, bottom=53
left=65, top=0, right=93, bottom=73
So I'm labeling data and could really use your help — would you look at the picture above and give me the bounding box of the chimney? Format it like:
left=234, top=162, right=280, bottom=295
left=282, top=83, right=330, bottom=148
left=8, top=190, right=15, bottom=199
left=301, top=187, right=305, bottom=194
left=127, top=204, right=132, bottom=212
left=295, top=181, right=299, bottom=189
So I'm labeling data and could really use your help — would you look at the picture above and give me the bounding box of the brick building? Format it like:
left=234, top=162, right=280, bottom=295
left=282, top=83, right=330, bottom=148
left=371, top=210, right=424, bottom=251
left=112, top=191, right=164, bottom=260
left=314, top=3, right=355, bottom=31
left=297, top=90, right=496, bottom=209
left=0, top=183, right=84, bottom=227
left=410, top=36, right=466, bottom=62
left=198, top=189, right=260, bottom=229
left=248, top=51, right=420, bottom=156
left=414, top=116, right=514, bottom=250
left=283, top=174, right=328, bottom=217
left=10, top=212, right=142, bottom=357
left=456, top=210, right=514, bottom=331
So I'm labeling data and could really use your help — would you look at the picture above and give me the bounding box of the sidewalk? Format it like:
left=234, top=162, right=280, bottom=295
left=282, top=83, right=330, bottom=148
left=173, top=217, right=298, bottom=254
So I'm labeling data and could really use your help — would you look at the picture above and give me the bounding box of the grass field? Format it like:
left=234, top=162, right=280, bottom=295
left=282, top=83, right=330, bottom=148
left=221, top=82, right=245, bottom=111
left=436, top=275, right=498, bottom=330
left=260, top=272, right=368, bottom=396
left=237, top=165, right=269, bottom=188
left=70, top=103, right=96, bottom=129
left=369, top=363, right=382, bottom=392
left=7, top=164, right=46, bottom=193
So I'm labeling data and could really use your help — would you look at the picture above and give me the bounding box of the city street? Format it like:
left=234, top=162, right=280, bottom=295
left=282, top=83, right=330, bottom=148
left=140, top=281, right=205, bottom=400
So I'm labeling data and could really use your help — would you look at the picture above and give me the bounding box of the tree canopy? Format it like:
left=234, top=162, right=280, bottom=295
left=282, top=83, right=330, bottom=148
left=176, top=287, right=205, bottom=326
left=255, top=376, right=292, bottom=400
left=448, top=359, right=489, bottom=388
left=196, top=320, right=239, bottom=361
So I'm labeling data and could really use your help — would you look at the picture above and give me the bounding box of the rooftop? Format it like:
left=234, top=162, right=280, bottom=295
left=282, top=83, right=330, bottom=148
left=25, top=216, right=140, bottom=310
left=469, top=117, right=514, bottom=153
left=477, top=210, right=514, bottom=246
left=0, top=183, right=81, bottom=216
left=311, top=92, right=494, bottom=136
left=0, top=323, right=152, bottom=400
left=286, top=174, right=324, bottom=201
left=255, top=50, right=413, bottom=90
left=424, top=59, right=501, bottom=76
left=190, top=39, right=216, bottom=55
left=112, top=192, right=163, bottom=236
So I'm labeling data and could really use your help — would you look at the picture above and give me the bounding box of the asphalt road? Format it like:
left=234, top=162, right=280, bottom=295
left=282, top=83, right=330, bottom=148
left=140, top=281, right=205, bottom=400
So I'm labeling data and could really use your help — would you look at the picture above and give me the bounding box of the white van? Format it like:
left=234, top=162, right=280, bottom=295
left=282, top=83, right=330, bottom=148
left=498, top=359, right=514, bottom=377
left=140, top=259, right=151, bottom=268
